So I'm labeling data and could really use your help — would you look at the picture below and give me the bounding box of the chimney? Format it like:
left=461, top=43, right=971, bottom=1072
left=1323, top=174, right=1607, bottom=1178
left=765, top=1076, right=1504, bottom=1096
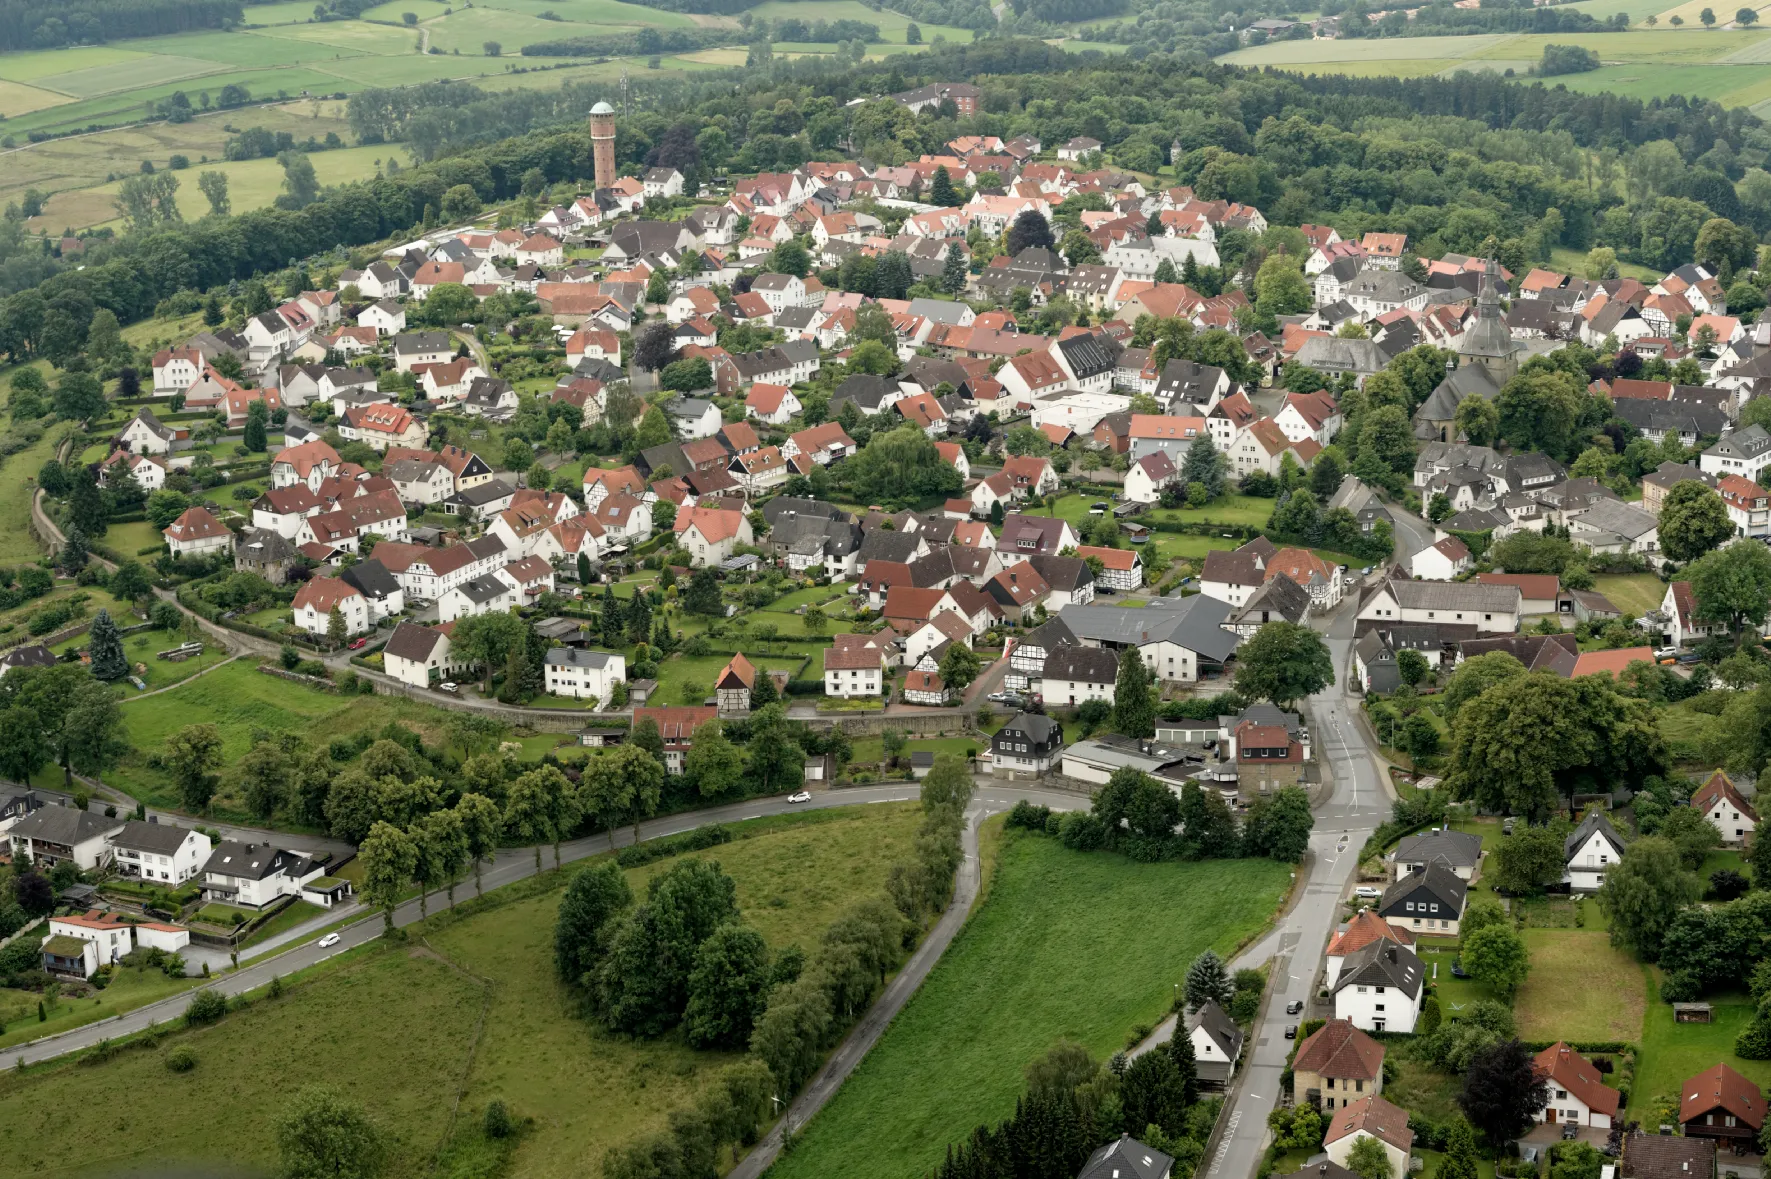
left=149, top=815, right=158, bottom=824
left=1386, top=946, right=1397, bottom=963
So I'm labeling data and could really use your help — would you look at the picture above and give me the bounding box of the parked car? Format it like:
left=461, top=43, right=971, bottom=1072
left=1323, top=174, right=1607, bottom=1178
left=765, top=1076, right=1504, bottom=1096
left=1088, top=502, right=1110, bottom=515
left=1360, top=566, right=1373, bottom=576
left=1354, top=885, right=1382, bottom=899
left=1655, top=647, right=1679, bottom=663
left=439, top=682, right=459, bottom=693
left=1561, top=1124, right=1578, bottom=1141
left=349, top=637, right=368, bottom=650
left=787, top=790, right=811, bottom=804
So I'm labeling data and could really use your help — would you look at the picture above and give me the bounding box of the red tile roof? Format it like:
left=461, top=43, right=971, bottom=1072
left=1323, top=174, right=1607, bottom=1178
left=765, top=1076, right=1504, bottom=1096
left=1681, top=1062, right=1763, bottom=1130
left=1534, top=1043, right=1621, bottom=1117
left=1293, top=1019, right=1385, bottom=1083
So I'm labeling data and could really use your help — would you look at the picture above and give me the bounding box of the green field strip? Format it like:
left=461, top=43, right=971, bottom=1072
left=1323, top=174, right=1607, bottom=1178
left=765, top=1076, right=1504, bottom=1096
left=31, top=55, right=234, bottom=99
left=247, top=21, right=425, bottom=55
left=0, top=44, right=148, bottom=83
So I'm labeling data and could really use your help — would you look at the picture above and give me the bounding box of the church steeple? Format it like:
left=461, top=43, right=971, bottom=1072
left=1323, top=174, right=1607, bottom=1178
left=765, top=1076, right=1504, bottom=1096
left=1458, top=257, right=1521, bottom=384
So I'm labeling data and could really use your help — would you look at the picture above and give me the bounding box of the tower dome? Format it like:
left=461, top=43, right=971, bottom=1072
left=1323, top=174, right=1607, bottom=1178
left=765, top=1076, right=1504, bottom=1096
left=589, top=101, right=614, bottom=115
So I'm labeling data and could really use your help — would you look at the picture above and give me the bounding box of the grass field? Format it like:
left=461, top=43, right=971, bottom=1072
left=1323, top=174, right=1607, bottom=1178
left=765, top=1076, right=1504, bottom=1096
left=410, top=803, right=923, bottom=1179
left=1023, top=492, right=1275, bottom=533
left=0, top=965, right=199, bottom=1052
left=1216, top=28, right=1771, bottom=108
left=1635, top=972, right=1771, bottom=1110
left=768, top=834, right=1291, bottom=1179
left=1514, top=929, right=1646, bottom=1042
left=1591, top=572, right=1665, bottom=617
left=109, top=658, right=494, bottom=817
left=0, top=949, right=483, bottom=1178
left=0, top=426, right=62, bottom=565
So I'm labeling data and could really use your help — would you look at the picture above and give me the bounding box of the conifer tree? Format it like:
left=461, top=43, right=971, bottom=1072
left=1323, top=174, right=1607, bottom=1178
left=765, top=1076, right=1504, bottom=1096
left=88, top=609, right=128, bottom=681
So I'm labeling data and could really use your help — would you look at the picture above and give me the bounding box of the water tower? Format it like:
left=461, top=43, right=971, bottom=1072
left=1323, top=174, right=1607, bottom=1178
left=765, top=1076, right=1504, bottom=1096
left=589, top=101, right=616, bottom=191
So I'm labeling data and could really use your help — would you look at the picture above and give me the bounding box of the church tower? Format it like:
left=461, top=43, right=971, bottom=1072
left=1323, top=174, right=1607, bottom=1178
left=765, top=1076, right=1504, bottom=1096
left=589, top=101, right=616, bottom=191
left=1457, top=258, right=1523, bottom=385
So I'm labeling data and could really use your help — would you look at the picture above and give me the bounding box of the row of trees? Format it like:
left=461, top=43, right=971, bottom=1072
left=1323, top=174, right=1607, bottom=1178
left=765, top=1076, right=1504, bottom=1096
left=599, top=756, right=974, bottom=1178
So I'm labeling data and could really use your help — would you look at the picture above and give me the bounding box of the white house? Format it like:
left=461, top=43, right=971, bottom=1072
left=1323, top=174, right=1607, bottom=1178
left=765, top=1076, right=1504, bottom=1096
left=199, top=839, right=326, bottom=908
left=358, top=299, right=406, bottom=336
left=47, top=912, right=137, bottom=968
left=1563, top=811, right=1626, bottom=894
left=1409, top=536, right=1471, bottom=581
left=1533, top=1043, right=1620, bottom=1130
left=382, top=621, right=454, bottom=689
left=109, top=819, right=211, bottom=885
left=744, top=382, right=801, bottom=426
left=438, top=573, right=519, bottom=623
left=1186, top=999, right=1244, bottom=1089
left=1356, top=578, right=1520, bottom=635
left=291, top=577, right=369, bottom=638
left=1701, top=424, right=1771, bottom=482
left=8, top=805, right=125, bottom=871
left=1692, top=770, right=1758, bottom=846
left=824, top=633, right=887, bottom=698
left=543, top=648, right=626, bottom=703
left=674, top=507, right=753, bottom=566
left=1331, top=942, right=1424, bottom=1034
left=163, top=507, right=233, bottom=559
left=117, top=408, right=183, bottom=455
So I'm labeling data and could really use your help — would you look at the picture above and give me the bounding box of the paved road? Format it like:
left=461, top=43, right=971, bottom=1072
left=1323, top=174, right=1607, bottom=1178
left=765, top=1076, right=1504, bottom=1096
left=1386, top=500, right=1436, bottom=564
left=11, top=780, right=1083, bottom=1067
left=1201, top=604, right=1392, bottom=1179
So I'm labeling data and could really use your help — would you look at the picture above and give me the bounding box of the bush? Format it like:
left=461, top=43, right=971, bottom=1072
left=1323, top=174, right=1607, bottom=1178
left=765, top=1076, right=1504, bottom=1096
left=165, top=1045, right=197, bottom=1072
left=615, top=823, right=731, bottom=868
left=1006, top=800, right=1052, bottom=831
left=184, top=990, right=227, bottom=1025
left=484, top=1099, right=512, bottom=1139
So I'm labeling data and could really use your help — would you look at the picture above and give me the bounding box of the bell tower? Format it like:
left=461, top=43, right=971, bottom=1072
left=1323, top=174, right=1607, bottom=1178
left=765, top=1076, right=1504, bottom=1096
left=589, top=101, right=616, bottom=191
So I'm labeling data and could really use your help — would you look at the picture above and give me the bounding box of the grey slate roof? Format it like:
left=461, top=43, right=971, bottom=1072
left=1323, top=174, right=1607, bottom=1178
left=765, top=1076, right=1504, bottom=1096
left=1041, top=645, right=1119, bottom=684
left=1564, top=811, right=1627, bottom=863
left=111, top=819, right=195, bottom=856
left=1188, top=997, right=1244, bottom=1060
left=1057, top=595, right=1239, bottom=661
left=455, top=574, right=508, bottom=604
left=1078, top=1136, right=1175, bottom=1179
left=1333, top=939, right=1424, bottom=999
left=544, top=648, right=620, bottom=669
left=1393, top=828, right=1483, bottom=872
left=1379, top=861, right=1468, bottom=917
left=9, top=805, right=123, bottom=847
left=384, top=621, right=447, bottom=663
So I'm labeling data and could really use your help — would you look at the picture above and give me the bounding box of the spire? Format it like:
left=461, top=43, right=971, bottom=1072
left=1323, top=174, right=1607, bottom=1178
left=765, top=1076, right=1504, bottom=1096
left=1477, top=257, right=1502, bottom=320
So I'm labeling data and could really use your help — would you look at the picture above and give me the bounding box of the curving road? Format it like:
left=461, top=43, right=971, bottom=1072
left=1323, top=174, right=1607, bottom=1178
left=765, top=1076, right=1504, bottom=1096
left=11, top=780, right=1083, bottom=1069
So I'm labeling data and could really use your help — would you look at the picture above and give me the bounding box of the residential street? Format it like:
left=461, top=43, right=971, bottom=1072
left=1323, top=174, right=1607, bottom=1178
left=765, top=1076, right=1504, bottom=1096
left=11, top=779, right=1083, bottom=1067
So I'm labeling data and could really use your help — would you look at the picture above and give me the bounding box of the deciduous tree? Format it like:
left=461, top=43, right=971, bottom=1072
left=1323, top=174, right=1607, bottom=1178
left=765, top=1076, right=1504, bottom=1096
left=1458, top=1039, right=1549, bottom=1145
left=1659, top=481, right=1734, bottom=564
left=1595, top=835, right=1701, bottom=960
left=1234, top=621, right=1333, bottom=709
left=358, top=821, right=417, bottom=936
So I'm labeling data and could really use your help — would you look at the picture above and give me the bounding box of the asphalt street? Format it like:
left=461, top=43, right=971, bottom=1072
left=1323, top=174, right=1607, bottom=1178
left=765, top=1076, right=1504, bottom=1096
left=12, top=780, right=1084, bottom=1068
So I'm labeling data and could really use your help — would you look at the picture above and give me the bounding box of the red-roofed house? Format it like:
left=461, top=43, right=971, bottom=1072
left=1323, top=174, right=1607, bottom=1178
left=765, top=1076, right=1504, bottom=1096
left=744, top=382, right=801, bottom=425
left=1292, top=1019, right=1386, bottom=1111
left=163, top=507, right=233, bottom=558
left=341, top=404, right=427, bottom=452
left=1692, top=769, right=1759, bottom=845
left=292, top=576, right=367, bottom=637
left=1326, top=1096, right=1413, bottom=1179
left=1325, top=910, right=1414, bottom=989
left=634, top=706, right=720, bottom=774
left=1719, top=474, right=1771, bottom=538
left=1570, top=646, right=1657, bottom=680
left=934, top=441, right=971, bottom=481
left=1535, top=1043, right=1621, bottom=1129
left=1074, top=545, right=1143, bottom=591
left=1680, top=1063, right=1763, bottom=1144
left=902, top=668, right=950, bottom=706
left=824, top=633, right=888, bottom=698
left=674, top=507, right=754, bottom=566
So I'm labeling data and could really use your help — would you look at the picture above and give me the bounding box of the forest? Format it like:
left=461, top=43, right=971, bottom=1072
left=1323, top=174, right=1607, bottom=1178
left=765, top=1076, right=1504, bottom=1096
left=0, top=0, right=241, bottom=51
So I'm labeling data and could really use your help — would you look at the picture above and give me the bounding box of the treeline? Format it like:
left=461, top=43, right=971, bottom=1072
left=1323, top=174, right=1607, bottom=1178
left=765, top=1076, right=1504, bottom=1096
left=592, top=758, right=975, bottom=1177
left=1343, top=3, right=1629, bottom=37
left=749, top=16, right=881, bottom=42
left=0, top=0, right=241, bottom=50
left=519, top=26, right=732, bottom=57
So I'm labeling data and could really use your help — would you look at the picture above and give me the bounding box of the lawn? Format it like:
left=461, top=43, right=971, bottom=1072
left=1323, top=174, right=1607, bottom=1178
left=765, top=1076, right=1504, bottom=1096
left=1386, top=1056, right=1464, bottom=1125
left=1635, top=973, right=1771, bottom=1111
left=417, top=803, right=922, bottom=1179
left=1591, top=573, right=1665, bottom=617
left=0, top=949, right=482, bottom=1178
left=110, top=658, right=485, bottom=817
left=0, top=964, right=199, bottom=1052
left=768, top=835, right=1291, bottom=1179
left=1548, top=247, right=1664, bottom=284
left=54, top=629, right=230, bottom=693
left=1514, top=929, right=1646, bottom=1043
left=239, top=900, right=328, bottom=949
left=0, top=425, right=63, bottom=564
left=1024, top=492, right=1275, bottom=532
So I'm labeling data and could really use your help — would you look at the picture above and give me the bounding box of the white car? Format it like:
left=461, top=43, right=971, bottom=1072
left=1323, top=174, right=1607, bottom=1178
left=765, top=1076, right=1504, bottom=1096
left=439, top=682, right=459, bottom=693
left=787, top=791, right=811, bottom=804
left=1353, top=885, right=1382, bottom=899
left=318, top=933, right=341, bottom=948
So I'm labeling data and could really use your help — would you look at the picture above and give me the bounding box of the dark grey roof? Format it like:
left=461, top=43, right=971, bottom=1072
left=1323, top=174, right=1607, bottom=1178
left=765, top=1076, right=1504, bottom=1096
left=126, top=407, right=177, bottom=443
left=1078, top=1136, right=1174, bottom=1179
left=544, top=648, right=619, bottom=669
left=1611, top=397, right=1728, bottom=437
left=202, top=839, right=306, bottom=882
left=1333, top=939, right=1424, bottom=999
left=0, top=642, right=58, bottom=672
left=1393, top=828, right=1483, bottom=870
left=9, top=805, right=123, bottom=847
left=1227, top=573, right=1311, bottom=626
left=858, top=529, right=922, bottom=566
left=762, top=497, right=847, bottom=526
left=1416, top=365, right=1502, bottom=424
left=1708, top=423, right=1771, bottom=460
left=666, top=397, right=715, bottom=420
left=1028, top=553, right=1093, bottom=593
left=1188, top=997, right=1244, bottom=1059
left=1018, top=616, right=1077, bottom=653
left=455, top=574, right=508, bottom=604
left=1379, top=861, right=1468, bottom=915
left=111, top=819, right=196, bottom=856
left=1154, top=358, right=1225, bottom=406
left=1056, top=332, right=1118, bottom=379
left=237, top=528, right=297, bottom=565
left=384, top=621, right=447, bottom=663
left=1057, top=595, right=1239, bottom=661
left=831, top=373, right=897, bottom=414
left=1042, top=645, right=1119, bottom=683
left=998, top=710, right=1061, bottom=744
left=392, top=331, right=451, bottom=355
left=447, top=479, right=517, bottom=507
left=341, top=559, right=401, bottom=601
left=1565, top=811, right=1627, bottom=863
